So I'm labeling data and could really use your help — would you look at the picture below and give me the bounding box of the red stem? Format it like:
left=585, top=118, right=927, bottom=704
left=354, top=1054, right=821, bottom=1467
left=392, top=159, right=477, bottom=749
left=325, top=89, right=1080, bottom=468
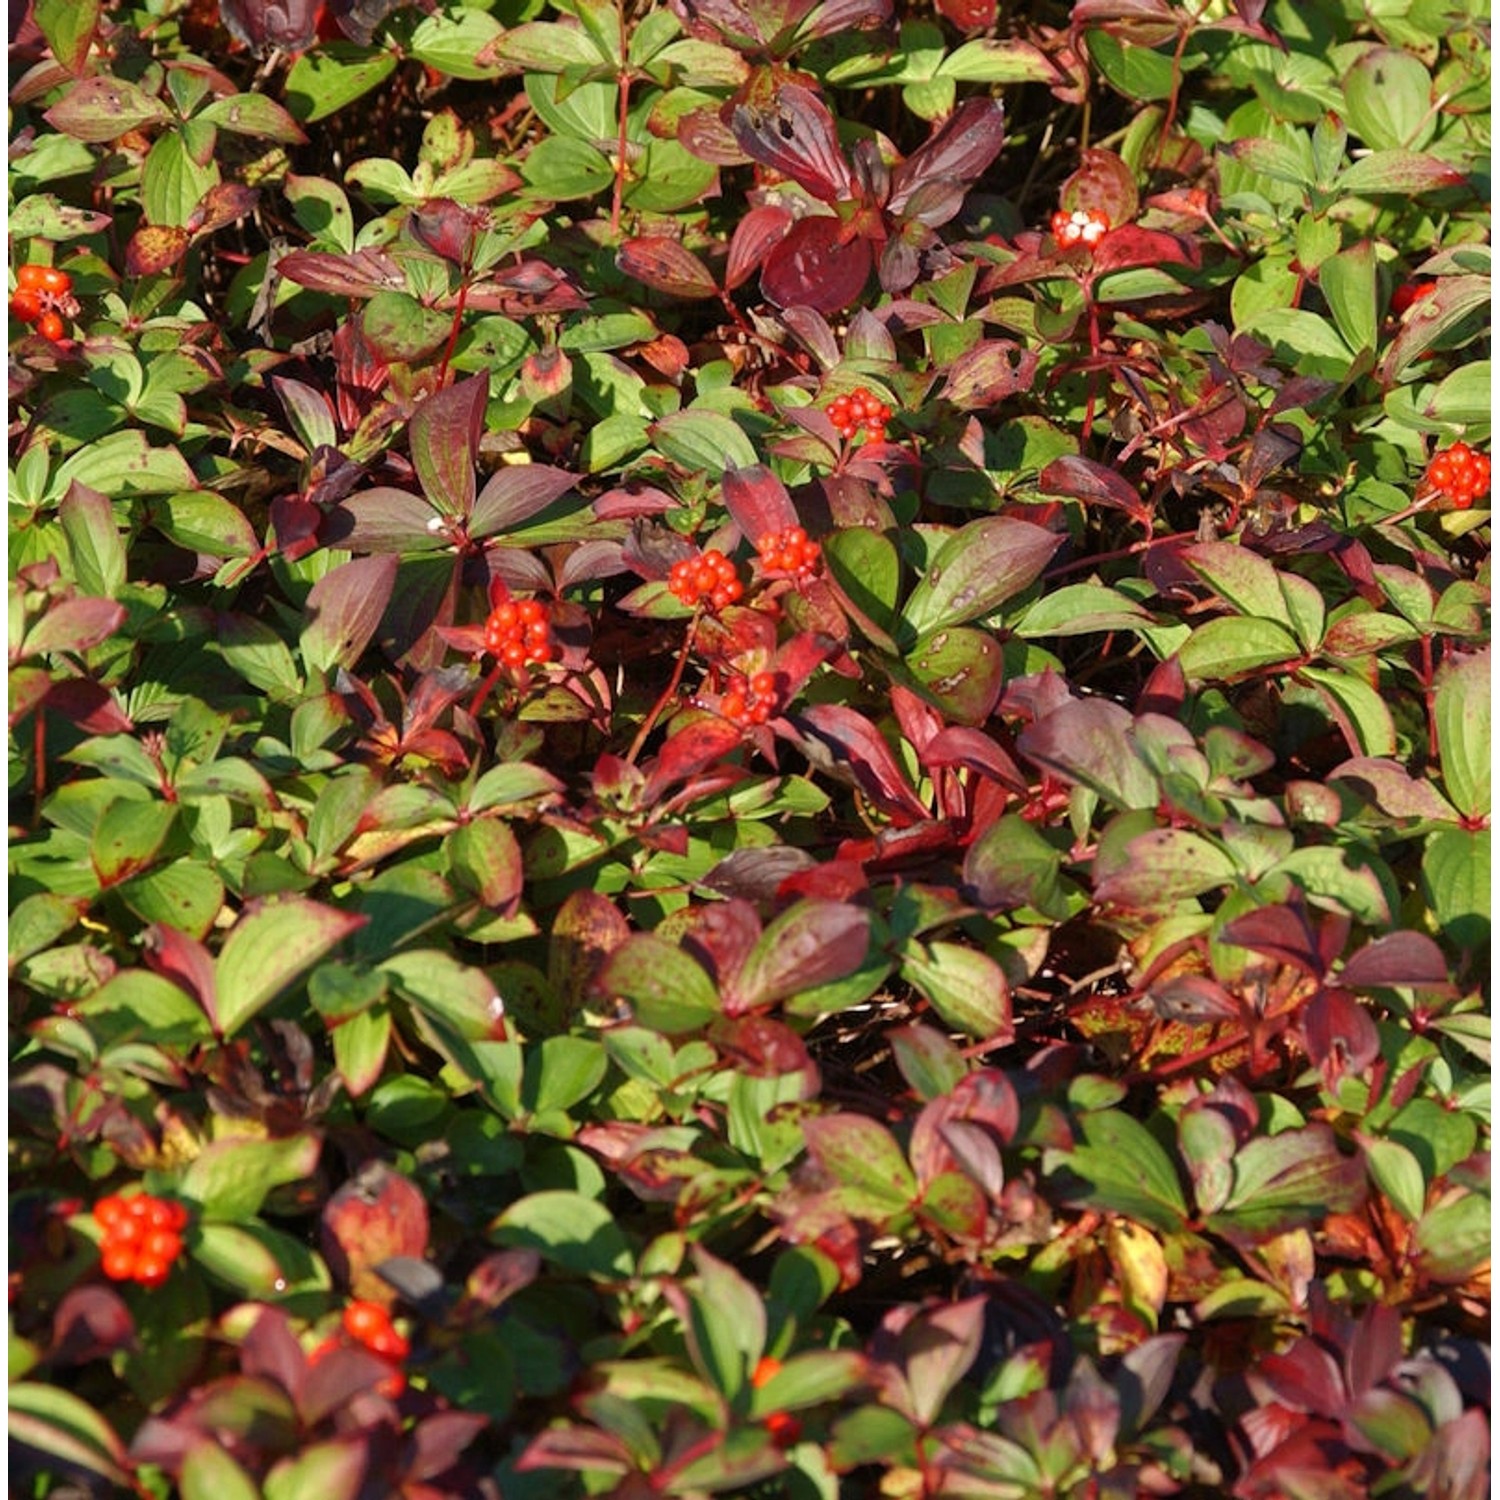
left=626, top=615, right=699, bottom=764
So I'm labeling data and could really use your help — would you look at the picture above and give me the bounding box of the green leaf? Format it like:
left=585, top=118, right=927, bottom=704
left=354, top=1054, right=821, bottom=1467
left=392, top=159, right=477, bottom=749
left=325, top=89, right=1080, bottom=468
left=1422, top=828, right=1489, bottom=951
left=285, top=44, right=397, bottom=122
left=900, top=626, right=1004, bottom=726
left=521, top=136, right=614, bottom=201
left=523, top=1036, right=608, bottom=1116
left=198, top=93, right=307, bottom=144
left=33, top=0, right=101, bottom=73
left=264, top=1441, right=366, bottom=1500
left=1214, top=1125, right=1365, bottom=1235
left=1176, top=616, right=1302, bottom=681
left=217, top=615, right=302, bottom=697
left=1363, top=1136, right=1427, bottom=1221
left=119, top=861, right=225, bottom=940
left=362, top=290, right=453, bottom=363
left=8, top=1381, right=131, bottom=1487
left=44, top=75, right=170, bottom=142
left=1272, top=845, right=1393, bottom=925
left=1319, top=240, right=1379, bottom=356
left=331, top=1005, right=391, bottom=1097
left=492, top=1191, right=633, bottom=1278
left=650, top=409, right=759, bottom=475
left=142, top=128, right=220, bottom=230
left=1242, top=308, right=1355, bottom=380
left=58, top=481, right=127, bottom=598
left=596, top=935, right=721, bottom=1034
left=181, top=1134, right=321, bottom=1220
left=1433, top=649, right=1489, bottom=818
left=1337, top=150, right=1465, bottom=196
left=151, top=490, right=259, bottom=557
left=410, top=8, right=506, bottom=78
left=823, top=527, right=900, bottom=645
left=1412, top=1191, right=1489, bottom=1282
left=902, top=517, right=1060, bottom=637
left=900, top=941, right=1011, bottom=1041
left=939, top=37, right=1057, bottom=84
left=90, top=797, right=177, bottom=886
left=181, top=1439, right=261, bottom=1500
left=214, top=898, right=367, bottom=1038
left=1343, top=46, right=1436, bottom=150
left=803, top=1113, right=918, bottom=1219
left=1051, top=1111, right=1189, bottom=1232
left=1299, top=665, right=1397, bottom=757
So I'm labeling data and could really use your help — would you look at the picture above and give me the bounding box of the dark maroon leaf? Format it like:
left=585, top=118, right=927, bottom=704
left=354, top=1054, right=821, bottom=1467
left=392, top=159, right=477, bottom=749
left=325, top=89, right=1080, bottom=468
left=239, top=1306, right=309, bottom=1401
left=762, top=216, right=871, bottom=313
left=220, top=0, right=321, bottom=52
left=471, top=465, right=578, bottom=539
left=410, top=198, right=485, bottom=264
left=1343, top=1303, right=1402, bottom=1399
left=731, top=85, right=853, bottom=203
left=1257, top=1339, right=1347, bottom=1418
left=516, top=1425, right=634, bottom=1474
left=722, top=464, right=801, bottom=545
left=43, top=679, right=133, bottom=734
left=921, top=728, right=1027, bottom=793
left=888, top=98, right=1006, bottom=222
left=49, top=1286, right=136, bottom=1365
left=408, top=1410, right=492, bottom=1482
left=1148, top=974, right=1241, bottom=1023
left=191, top=182, right=260, bottom=236
left=1337, top=931, right=1451, bottom=992
left=1217, top=903, right=1325, bottom=976
left=617, top=236, right=718, bottom=299
left=326, top=0, right=417, bottom=46
left=1038, top=455, right=1151, bottom=523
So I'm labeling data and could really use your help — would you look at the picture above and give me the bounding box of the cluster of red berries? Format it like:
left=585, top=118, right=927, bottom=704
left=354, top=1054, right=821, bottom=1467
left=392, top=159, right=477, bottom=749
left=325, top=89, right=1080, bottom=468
left=483, top=597, right=553, bottom=668
left=309, top=1299, right=410, bottom=1398
left=826, top=387, right=894, bottom=444
left=755, top=525, right=820, bottom=579
left=10, top=263, right=72, bottom=341
left=721, top=670, right=779, bottom=727
left=92, top=1193, right=189, bottom=1288
left=1391, top=281, right=1437, bottom=315
left=668, top=549, right=744, bottom=611
left=1051, top=207, right=1110, bottom=249
left=1426, top=441, right=1490, bottom=509
left=751, top=1356, right=801, bottom=1447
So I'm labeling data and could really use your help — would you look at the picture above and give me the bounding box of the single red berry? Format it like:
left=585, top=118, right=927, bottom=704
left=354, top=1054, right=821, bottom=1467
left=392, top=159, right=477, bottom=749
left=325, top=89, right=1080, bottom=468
left=141, top=1228, right=183, bottom=1264
left=101, top=1243, right=138, bottom=1281
left=343, top=1299, right=394, bottom=1347
left=36, top=311, right=66, bottom=341
left=15, top=264, right=50, bottom=291
left=10, top=289, right=42, bottom=322
left=132, top=1254, right=171, bottom=1288
left=1392, top=281, right=1437, bottom=314
left=93, top=1195, right=130, bottom=1231
left=764, top=1411, right=802, bottom=1448
left=751, top=1355, right=782, bottom=1388
left=376, top=1368, right=406, bottom=1399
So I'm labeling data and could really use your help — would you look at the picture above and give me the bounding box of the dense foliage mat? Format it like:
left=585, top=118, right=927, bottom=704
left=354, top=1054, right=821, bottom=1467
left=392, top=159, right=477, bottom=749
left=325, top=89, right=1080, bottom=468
left=8, top=0, right=1490, bottom=1495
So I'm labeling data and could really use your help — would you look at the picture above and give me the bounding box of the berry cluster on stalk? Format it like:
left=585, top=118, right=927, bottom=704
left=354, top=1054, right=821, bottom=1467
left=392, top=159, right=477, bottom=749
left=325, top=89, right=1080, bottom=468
left=10, top=263, right=72, bottom=341
left=827, top=387, right=893, bottom=444
left=756, top=526, right=820, bottom=580
left=721, top=671, right=779, bottom=727
left=92, top=1193, right=189, bottom=1288
left=1426, top=442, right=1490, bottom=509
left=484, top=597, right=553, bottom=669
left=669, top=550, right=744, bottom=611
left=1051, top=208, right=1110, bottom=249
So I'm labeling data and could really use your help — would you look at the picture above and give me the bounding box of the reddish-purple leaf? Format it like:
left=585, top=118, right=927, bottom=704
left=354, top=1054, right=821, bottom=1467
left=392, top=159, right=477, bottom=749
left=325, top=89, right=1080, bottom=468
left=732, top=900, right=870, bottom=1011
left=49, top=1286, right=136, bottom=1365
left=320, top=1161, right=429, bottom=1304
left=1217, top=903, right=1326, bottom=977
left=516, top=1425, right=634, bottom=1474
left=762, top=216, right=871, bottom=313
left=302, top=555, right=396, bottom=672
left=888, top=98, right=1006, bottom=221
left=276, top=248, right=408, bottom=298
left=22, top=597, right=126, bottom=659
left=722, top=464, right=800, bottom=543
left=617, top=236, right=719, bottom=299
left=1038, top=454, right=1151, bottom=522
left=409, top=375, right=484, bottom=519
left=327, top=488, right=445, bottom=553
left=921, top=727, right=1027, bottom=792
left=1016, top=697, right=1159, bottom=810
left=220, top=0, right=321, bottom=52
left=712, top=1014, right=816, bottom=1078
left=1060, top=147, right=1139, bottom=225
left=190, top=182, right=260, bottom=236
left=732, top=85, right=853, bottom=203
left=141, top=923, right=219, bottom=1029
left=1303, top=988, right=1379, bottom=1087
left=471, top=465, right=578, bottom=539
left=1337, top=931, right=1450, bottom=992
left=939, top=339, right=1040, bottom=409
left=792, top=703, right=929, bottom=822
left=1257, top=1339, right=1347, bottom=1418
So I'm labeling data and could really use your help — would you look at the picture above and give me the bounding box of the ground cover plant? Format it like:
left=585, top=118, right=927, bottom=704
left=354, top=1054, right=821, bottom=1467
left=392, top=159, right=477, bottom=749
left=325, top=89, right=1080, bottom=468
left=6, top=0, right=1491, bottom=1494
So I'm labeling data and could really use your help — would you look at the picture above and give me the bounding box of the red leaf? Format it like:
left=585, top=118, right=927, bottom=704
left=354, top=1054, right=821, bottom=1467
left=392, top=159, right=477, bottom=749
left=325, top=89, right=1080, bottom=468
left=277, top=248, right=408, bottom=298
left=1337, top=931, right=1451, bottom=992
left=762, top=217, right=871, bottom=313
left=732, top=899, right=871, bottom=1011
left=1091, top=224, right=1200, bottom=276
left=409, top=375, right=484, bottom=518
left=1303, top=988, right=1379, bottom=1088
left=320, top=1161, right=430, bottom=1304
left=792, top=703, right=929, bottom=823
left=43, top=679, right=132, bottom=735
left=617, top=236, right=718, bottom=299
left=471, top=465, right=578, bottom=539
left=643, top=716, right=745, bottom=804
left=721, top=464, right=800, bottom=543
